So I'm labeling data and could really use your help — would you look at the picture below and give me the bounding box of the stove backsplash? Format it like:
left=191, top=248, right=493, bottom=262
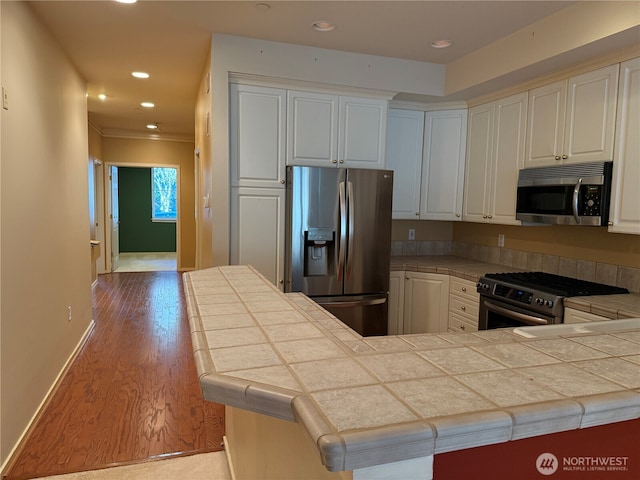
left=391, top=240, right=640, bottom=293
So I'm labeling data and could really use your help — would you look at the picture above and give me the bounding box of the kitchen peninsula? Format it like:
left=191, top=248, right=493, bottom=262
left=184, top=265, right=640, bottom=480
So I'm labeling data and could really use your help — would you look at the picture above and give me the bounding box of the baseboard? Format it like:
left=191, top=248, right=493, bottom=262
left=0, top=320, right=95, bottom=477
left=223, top=435, right=237, bottom=480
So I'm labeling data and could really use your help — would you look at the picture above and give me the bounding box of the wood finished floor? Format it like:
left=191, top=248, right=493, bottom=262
left=4, top=272, right=225, bottom=480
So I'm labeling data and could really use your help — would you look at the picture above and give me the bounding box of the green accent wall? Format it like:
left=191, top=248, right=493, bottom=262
left=118, top=167, right=176, bottom=252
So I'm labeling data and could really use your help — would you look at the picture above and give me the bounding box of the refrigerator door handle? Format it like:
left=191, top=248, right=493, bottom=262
left=346, top=181, right=355, bottom=279
left=338, top=181, right=347, bottom=282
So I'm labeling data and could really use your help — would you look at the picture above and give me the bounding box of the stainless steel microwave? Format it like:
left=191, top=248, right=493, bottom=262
left=516, top=161, right=613, bottom=226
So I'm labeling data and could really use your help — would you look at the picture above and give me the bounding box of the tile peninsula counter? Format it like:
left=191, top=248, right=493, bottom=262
left=184, top=265, right=640, bottom=480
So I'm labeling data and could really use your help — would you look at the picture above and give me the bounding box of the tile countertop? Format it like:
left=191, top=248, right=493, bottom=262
left=392, top=255, right=640, bottom=318
left=184, top=265, right=640, bottom=473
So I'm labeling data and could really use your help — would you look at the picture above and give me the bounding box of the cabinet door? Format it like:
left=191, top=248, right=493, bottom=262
left=525, top=79, right=567, bottom=168
left=388, top=271, right=405, bottom=335
left=230, top=84, right=287, bottom=188
left=609, top=58, right=640, bottom=235
left=403, top=272, right=450, bottom=334
left=420, top=109, right=467, bottom=220
left=230, top=187, right=285, bottom=290
left=287, top=91, right=339, bottom=167
left=488, top=92, right=527, bottom=225
left=339, top=96, right=388, bottom=169
left=463, top=103, right=493, bottom=223
left=564, top=64, right=619, bottom=164
left=386, top=109, right=424, bottom=219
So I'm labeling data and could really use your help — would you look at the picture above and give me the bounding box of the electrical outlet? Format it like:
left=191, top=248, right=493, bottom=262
left=498, top=234, right=505, bottom=248
left=2, top=86, right=8, bottom=110
left=68, top=305, right=72, bottom=322
left=408, top=228, right=415, bottom=240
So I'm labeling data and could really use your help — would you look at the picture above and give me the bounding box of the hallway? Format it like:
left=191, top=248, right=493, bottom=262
left=4, top=272, right=225, bottom=480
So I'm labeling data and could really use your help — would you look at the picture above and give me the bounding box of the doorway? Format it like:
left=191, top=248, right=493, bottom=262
left=104, top=163, right=181, bottom=273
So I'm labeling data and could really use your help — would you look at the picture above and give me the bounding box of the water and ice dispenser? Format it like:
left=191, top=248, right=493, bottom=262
left=304, top=228, right=335, bottom=277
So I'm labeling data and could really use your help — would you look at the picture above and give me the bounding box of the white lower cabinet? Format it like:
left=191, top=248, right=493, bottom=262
left=448, top=277, right=479, bottom=332
left=230, top=187, right=285, bottom=290
left=402, top=272, right=450, bottom=334
left=564, top=307, right=609, bottom=324
left=388, top=271, right=406, bottom=335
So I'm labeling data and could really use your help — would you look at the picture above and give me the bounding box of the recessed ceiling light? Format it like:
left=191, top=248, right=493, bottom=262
left=98, top=93, right=107, bottom=101
left=131, top=71, right=149, bottom=79
left=431, top=39, right=452, bottom=49
left=313, top=21, right=335, bottom=32
left=141, top=102, right=155, bottom=108
left=146, top=123, right=159, bottom=130
left=115, top=0, right=137, bottom=4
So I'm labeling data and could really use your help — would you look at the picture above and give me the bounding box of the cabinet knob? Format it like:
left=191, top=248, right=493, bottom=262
left=456, top=213, right=461, bottom=217
left=279, top=279, right=284, bottom=284
left=406, top=276, right=410, bottom=280
left=461, top=305, right=466, bottom=311
left=416, top=212, right=420, bottom=216
left=339, top=159, right=344, bottom=164
left=460, top=324, right=466, bottom=331
left=608, top=221, right=614, bottom=226
left=280, top=179, right=285, bottom=184
left=482, top=215, right=488, bottom=219
left=562, top=154, right=568, bottom=160
left=331, top=159, right=338, bottom=164
left=487, top=215, right=493, bottom=219
left=461, top=287, right=467, bottom=292
left=555, top=155, right=561, bottom=161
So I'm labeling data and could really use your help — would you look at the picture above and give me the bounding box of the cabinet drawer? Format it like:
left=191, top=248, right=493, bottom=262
left=449, top=277, right=478, bottom=301
left=448, top=311, right=478, bottom=333
left=448, top=295, right=479, bottom=320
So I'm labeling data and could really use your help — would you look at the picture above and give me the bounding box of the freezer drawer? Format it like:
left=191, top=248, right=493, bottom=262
left=312, top=294, right=388, bottom=337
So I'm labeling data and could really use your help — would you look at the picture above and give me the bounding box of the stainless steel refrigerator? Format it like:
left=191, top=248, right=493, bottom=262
left=285, top=166, right=393, bottom=336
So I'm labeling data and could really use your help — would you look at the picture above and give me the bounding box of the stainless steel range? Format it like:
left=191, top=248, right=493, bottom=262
left=476, top=272, right=629, bottom=330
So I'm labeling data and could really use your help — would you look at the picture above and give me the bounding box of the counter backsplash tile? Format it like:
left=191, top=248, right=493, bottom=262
left=393, top=241, right=640, bottom=292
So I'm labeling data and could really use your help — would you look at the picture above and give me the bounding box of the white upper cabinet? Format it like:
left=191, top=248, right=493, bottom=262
left=420, top=109, right=468, bottom=220
left=464, top=93, right=527, bottom=224
left=386, top=109, right=424, bottom=219
left=609, top=57, right=640, bottom=235
left=230, top=84, right=287, bottom=188
left=286, top=91, right=338, bottom=168
left=525, top=64, right=619, bottom=168
left=489, top=93, right=527, bottom=224
left=287, top=90, right=387, bottom=169
left=463, top=103, right=493, bottom=223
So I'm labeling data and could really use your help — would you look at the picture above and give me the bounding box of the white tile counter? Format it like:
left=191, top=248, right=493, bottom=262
left=184, top=265, right=640, bottom=477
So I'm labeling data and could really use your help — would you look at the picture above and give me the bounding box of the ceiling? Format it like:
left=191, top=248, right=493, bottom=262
left=26, top=1, right=636, bottom=140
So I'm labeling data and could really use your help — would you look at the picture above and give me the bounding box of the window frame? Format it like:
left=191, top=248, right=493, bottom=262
left=151, top=166, right=178, bottom=222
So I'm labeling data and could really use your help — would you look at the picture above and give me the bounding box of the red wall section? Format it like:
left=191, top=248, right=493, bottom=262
left=434, top=419, right=640, bottom=480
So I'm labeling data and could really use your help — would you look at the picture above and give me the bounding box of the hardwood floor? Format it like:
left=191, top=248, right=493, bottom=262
left=4, top=272, right=225, bottom=480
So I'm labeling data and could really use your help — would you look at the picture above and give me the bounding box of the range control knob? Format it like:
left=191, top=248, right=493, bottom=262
left=544, top=300, right=554, bottom=308
left=535, top=297, right=544, bottom=305
left=476, top=282, right=490, bottom=291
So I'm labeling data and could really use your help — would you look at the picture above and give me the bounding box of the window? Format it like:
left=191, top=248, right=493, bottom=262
left=151, top=167, right=177, bottom=221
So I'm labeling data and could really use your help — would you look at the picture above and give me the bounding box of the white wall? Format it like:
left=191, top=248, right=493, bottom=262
left=0, top=1, right=92, bottom=468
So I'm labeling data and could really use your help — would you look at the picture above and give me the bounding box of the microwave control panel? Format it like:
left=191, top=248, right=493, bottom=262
left=580, top=185, right=602, bottom=216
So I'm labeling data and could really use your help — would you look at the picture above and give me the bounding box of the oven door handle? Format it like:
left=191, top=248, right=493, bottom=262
left=483, top=300, right=549, bottom=325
